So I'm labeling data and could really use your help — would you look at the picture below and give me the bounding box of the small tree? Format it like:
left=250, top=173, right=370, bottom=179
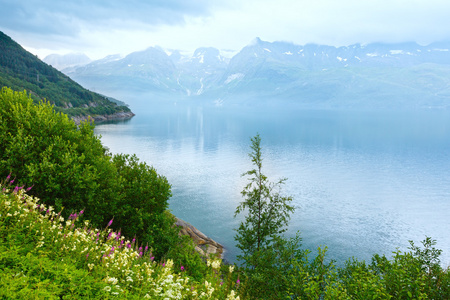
left=234, top=134, right=295, bottom=270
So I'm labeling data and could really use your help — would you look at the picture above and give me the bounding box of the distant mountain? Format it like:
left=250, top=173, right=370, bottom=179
left=43, top=53, right=91, bottom=72
left=68, top=38, right=450, bottom=109
left=0, top=31, right=133, bottom=122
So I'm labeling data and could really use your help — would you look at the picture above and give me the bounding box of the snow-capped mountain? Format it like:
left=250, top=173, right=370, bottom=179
left=43, top=53, right=91, bottom=71
left=66, top=38, right=450, bottom=108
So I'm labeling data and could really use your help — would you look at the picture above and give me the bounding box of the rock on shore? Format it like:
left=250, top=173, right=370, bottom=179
left=175, top=217, right=224, bottom=258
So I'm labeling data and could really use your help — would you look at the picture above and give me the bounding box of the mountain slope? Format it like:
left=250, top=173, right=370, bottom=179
left=0, top=31, right=134, bottom=121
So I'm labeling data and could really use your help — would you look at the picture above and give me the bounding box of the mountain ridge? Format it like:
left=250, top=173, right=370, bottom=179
left=0, top=31, right=134, bottom=122
left=64, top=38, right=450, bottom=108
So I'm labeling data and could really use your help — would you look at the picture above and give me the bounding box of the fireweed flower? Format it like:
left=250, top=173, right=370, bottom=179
left=181, top=266, right=185, bottom=271
left=107, top=218, right=113, bottom=227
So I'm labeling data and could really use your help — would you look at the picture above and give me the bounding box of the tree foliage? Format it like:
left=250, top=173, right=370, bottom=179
left=235, top=134, right=295, bottom=268
left=0, top=87, right=173, bottom=258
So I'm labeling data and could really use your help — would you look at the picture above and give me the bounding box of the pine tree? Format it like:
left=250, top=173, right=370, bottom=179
left=234, top=134, right=295, bottom=269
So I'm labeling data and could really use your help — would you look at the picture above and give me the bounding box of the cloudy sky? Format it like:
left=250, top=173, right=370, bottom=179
left=1, top=0, right=450, bottom=60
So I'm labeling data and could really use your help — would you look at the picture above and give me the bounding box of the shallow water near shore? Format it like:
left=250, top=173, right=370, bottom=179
left=94, top=97, right=450, bottom=266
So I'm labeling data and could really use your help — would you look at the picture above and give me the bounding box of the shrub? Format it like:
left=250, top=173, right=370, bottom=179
left=0, top=87, right=173, bottom=259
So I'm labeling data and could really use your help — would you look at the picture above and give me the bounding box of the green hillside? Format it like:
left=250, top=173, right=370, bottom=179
left=0, top=31, right=132, bottom=118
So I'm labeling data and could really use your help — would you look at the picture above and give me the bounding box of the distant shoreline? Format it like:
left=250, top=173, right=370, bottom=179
left=71, top=111, right=135, bottom=125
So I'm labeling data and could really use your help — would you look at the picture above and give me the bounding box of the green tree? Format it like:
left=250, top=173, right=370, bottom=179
left=234, top=134, right=299, bottom=299
left=235, top=134, right=295, bottom=268
left=0, top=87, right=175, bottom=259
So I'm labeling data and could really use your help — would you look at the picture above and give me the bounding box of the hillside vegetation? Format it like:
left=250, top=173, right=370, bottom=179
left=1, top=87, right=449, bottom=299
left=0, top=31, right=132, bottom=118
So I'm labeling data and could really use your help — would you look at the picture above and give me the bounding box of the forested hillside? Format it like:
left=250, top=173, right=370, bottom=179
left=0, top=31, right=133, bottom=120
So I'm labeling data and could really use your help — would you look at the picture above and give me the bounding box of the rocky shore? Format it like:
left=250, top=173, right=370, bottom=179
left=71, top=111, right=135, bottom=125
left=175, top=217, right=224, bottom=258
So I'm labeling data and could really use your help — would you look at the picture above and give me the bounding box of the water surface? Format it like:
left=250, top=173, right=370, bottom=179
left=95, top=98, right=450, bottom=266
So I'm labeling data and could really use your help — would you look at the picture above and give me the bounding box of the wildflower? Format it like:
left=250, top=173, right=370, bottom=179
left=26, top=185, right=34, bottom=191
left=236, top=278, right=240, bottom=286
left=13, top=186, right=19, bottom=193
left=103, top=286, right=111, bottom=292
left=181, top=266, right=185, bottom=271
left=107, top=218, right=113, bottom=227
left=229, top=265, right=235, bottom=273
left=6, top=173, right=11, bottom=181
left=107, top=277, right=118, bottom=285
left=211, top=259, right=221, bottom=270
left=86, top=253, right=89, bottom=260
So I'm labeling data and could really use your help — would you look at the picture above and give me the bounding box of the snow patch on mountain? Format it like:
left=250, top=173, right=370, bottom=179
left=225, top=73, right=245, bottom=84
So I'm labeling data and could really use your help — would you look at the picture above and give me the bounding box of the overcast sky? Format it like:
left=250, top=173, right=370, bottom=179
left=1, top=0, right=450, bottom=60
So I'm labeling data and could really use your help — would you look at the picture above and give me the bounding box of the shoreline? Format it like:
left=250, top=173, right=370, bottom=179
left=71, top=111, right=135, bottom=125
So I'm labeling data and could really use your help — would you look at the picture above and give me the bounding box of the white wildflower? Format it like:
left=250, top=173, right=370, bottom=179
left=211, top=259, right=221, bottom=270
left=107, top=277, right=118, bottom=285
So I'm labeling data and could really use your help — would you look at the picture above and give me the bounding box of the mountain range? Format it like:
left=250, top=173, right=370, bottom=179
left=52, top=37, right=450, bottom=109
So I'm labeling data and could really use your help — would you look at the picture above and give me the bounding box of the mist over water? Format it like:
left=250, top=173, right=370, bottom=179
left=95, top=96, right=450, bottom=266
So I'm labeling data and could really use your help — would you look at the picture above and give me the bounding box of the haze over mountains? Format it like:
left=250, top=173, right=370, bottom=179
left=47, top=38, right=450, bottom=109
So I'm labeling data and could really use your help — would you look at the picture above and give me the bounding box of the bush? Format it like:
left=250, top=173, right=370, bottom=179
left=0, top=87, right=174, bottom=259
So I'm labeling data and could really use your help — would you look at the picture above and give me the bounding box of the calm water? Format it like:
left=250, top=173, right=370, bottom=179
left=94, top=97, right=450, bottom=266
